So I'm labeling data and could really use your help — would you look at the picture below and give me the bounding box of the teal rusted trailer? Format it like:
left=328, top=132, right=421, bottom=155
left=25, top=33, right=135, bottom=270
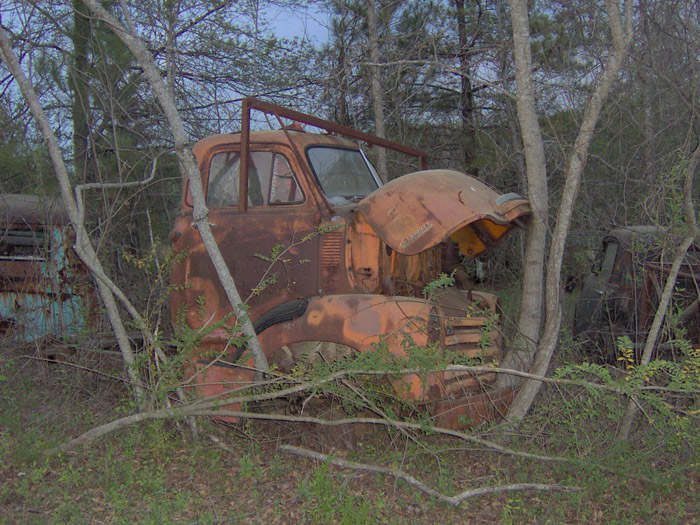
left=0, top=194, right=93, bottom=342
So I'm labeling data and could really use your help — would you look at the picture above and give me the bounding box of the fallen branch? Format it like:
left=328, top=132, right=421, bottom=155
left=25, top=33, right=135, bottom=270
left=197, top=409, right=566, bottom=463
left=48, top=362, right=699, bottom=455
left=50, top=399, right=566, bottom=464
left=18, top=355, right=130, bottom=384
left=280, top=444, right=580, bottom=506
left=219, top=362, right=699, bottom=395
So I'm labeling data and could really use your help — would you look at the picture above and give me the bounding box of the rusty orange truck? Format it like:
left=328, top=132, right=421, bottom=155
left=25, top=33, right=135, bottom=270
left=169, top=99, right=530, bottom=428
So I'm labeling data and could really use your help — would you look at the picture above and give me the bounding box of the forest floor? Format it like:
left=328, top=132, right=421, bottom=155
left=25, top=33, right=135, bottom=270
left=0, top=339, right=698, bottom=524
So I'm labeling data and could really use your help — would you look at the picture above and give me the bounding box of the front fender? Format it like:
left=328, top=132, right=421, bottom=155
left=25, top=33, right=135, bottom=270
left=257, top=294, right=432, bottom=354
left=258, top=294, right=435, bottom=400
left=187, top=291, right=507, bottom=428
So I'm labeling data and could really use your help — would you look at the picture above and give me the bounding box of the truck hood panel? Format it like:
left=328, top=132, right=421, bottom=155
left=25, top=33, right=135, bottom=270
left=357, top=170, right=530, bottom=256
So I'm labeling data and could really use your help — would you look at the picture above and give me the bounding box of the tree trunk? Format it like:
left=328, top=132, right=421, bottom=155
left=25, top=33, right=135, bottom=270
left=81, top=0, right=269, bottom=372
left=454, top=0, right=476, bottom=172
left=367, top=0, right=388, bottom=181
left=505, top=0, right=633, bottom=423
left=498, top=0, right=548, bottom=389
left=639, top=0, right=656, bottom=187
left=71, top=0, right=91, bottom=182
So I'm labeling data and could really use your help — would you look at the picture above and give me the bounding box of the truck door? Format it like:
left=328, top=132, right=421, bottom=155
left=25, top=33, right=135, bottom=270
left=191, top=146, right=320, bottom=322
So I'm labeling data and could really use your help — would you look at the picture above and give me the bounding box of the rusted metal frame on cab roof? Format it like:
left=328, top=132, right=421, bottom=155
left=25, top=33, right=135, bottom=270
left=239, top=99, right=252, bottom=212
left=238, top=97, right=429, bottom=212
left=245, top=98, right=428, bottom=166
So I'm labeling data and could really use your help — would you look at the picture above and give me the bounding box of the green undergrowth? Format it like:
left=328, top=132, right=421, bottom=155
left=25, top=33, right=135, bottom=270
left=1, top=346, right=698, bottom=524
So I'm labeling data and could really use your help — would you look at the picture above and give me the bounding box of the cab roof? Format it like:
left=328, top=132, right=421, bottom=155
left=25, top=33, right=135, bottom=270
left=192, top=130, right=359, bottom=159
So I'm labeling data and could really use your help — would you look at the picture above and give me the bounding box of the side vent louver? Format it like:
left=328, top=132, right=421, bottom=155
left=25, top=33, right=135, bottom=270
left=320, top=231, right=343, bottom=268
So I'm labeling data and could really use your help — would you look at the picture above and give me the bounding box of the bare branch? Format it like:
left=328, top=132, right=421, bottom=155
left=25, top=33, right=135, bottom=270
left=280, top=445, right=579, bottom=506
left=80, top=0, right=269, bottom=372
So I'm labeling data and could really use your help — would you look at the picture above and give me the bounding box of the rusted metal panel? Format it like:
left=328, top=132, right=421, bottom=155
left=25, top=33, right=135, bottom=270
left=0, top=194, right=93, bottom=342
left=357, top=170, right=530, bottom=256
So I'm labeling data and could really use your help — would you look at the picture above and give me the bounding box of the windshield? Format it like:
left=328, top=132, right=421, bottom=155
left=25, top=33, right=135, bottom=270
left=307, top=146, right=380, bottom=204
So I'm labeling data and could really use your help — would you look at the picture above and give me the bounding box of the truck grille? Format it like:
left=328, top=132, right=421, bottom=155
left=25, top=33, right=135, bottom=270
left=442, top=315, right=502, bottom=398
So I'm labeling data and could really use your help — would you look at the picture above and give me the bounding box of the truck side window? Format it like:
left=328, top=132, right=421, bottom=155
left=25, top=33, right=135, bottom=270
left=207, top=151, right=241, bottom=207
left=270, top=154, right=303, bottom=204
left=206, top=151, right=303, bottom=207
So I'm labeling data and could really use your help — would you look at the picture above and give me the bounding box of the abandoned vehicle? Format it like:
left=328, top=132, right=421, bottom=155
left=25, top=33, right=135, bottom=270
left=0, top=194, right=93, bottom=342
left=574, top=226, right=700, bottom=362
left=169, top=98, right=531, bottom=428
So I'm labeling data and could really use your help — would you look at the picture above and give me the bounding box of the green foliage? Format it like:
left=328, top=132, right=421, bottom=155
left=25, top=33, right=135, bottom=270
left=554, top=331, right=700, bottom=454
left=238, top=447, right=261, bottom=480
left=253, top=243, right=285, bottom=263
left=421, top=271, right=456, bottom=301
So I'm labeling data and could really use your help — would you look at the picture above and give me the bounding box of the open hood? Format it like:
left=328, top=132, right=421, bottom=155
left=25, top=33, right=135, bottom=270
left=356, top=170, right=530, bottom=256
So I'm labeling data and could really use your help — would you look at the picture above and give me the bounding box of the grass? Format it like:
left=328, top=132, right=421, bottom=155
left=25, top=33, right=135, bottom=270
left=0, top=342, right=698, bottom=524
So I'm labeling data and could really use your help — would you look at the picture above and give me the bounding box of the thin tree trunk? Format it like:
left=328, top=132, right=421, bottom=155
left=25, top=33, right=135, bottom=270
left=639, top=0, right=656, bottom=187
left=0, top=27, right=145, bottom=404
left=499, top=0, right=549, bottom=386
left=82, top=0, right=269, bottom=372
left=454, top=0, right=476, bottom=172
left=619, top=142, right=700, bottom=439
left=71, top=0, right=91, bottom=183
left=505, top=0, right=633, bottom=424
left=367, top=0, right=388, bottom=181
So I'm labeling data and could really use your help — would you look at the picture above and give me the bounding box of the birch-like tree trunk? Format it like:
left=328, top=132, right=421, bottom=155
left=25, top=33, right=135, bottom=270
left=497, top=0, right=549, bottom=387
left=82, top=0, right=269, bottom=372
left=453, top=0, right=476, bottom=172
left=503, top=0, right=633, bottom=422
left=619, top=142, right=700, bottom=439
left=70, top=0, right=91, bottom=183
left=0, top=27, right=145, bottom=404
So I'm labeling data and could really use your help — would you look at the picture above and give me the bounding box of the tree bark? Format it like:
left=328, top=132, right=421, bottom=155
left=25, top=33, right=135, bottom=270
left=71, top=0, right=91, bottom=183
left=639, top=0, right=656, bottom=187
left=80, top=0, right=268, bottom=372
left=367, top=0, right=388, bottom=181
left=454, top=0, right=477, bottom=172
left=505, top=0, right=633, bottom=424
left=498, top=0, right=549, bottom=387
